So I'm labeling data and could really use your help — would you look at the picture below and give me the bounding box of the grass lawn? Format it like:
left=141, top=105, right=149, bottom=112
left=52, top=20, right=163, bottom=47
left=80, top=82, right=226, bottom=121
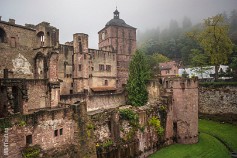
left=150, top=133, right=230, bottom=158
left=199, top=119, right=237, bottom=151
left=150, top=119, right=237, bottom=158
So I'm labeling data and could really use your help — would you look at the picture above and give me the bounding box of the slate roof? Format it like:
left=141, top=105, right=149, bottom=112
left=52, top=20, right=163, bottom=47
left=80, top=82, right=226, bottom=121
left=106, top=9, right=135, bottom=29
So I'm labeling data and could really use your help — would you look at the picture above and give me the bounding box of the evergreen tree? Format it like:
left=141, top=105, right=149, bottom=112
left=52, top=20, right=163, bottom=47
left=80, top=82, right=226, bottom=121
left=126, top=50, right=150, bottom=106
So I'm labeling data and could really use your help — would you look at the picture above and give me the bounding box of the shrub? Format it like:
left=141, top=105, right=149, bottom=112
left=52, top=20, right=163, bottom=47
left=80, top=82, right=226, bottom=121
left=119, top=109, right=138, bottom=121
left=22, top=145, right=41, bottom=158
left=148, top=116, right=164, bottom=136
left=102, top=139, right=113, bottom=148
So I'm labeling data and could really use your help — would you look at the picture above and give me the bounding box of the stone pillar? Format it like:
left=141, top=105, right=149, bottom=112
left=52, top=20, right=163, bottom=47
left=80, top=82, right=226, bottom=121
left=48, top=52, right=60, bottom=108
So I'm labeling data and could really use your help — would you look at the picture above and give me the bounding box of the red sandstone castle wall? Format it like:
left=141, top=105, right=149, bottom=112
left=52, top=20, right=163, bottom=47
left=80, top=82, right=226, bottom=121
left=0, top=108, right=75, bottom=157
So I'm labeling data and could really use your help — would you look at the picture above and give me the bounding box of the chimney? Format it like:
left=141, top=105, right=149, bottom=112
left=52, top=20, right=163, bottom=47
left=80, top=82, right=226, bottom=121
left=3, top=69, right=8, bottom=79
left=9, top=19, right=15, bottom=24
left=0, top=16, right=2, bottom=21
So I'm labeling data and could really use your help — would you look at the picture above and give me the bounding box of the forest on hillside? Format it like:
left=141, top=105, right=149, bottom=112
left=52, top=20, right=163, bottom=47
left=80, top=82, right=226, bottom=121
left=137, top=9, right=237, bottom=68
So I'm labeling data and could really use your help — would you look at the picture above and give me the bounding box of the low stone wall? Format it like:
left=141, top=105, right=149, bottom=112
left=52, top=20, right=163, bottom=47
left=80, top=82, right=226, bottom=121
left=199, top=85, right=237, bottom=124
left=87, top=92, right=126, bottom=111
left=199, top=85, right=237, bottom=114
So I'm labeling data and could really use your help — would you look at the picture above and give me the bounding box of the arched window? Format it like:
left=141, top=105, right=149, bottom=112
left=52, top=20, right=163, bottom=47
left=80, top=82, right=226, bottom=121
left=0, top=28, right=6, bottom=43
left=37, top=31, right=45, bottom=47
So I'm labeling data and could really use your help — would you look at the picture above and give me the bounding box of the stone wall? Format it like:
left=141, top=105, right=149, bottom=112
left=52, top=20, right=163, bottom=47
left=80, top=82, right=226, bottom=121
left=199, top=85, right=237, bottom=114
left=87, top=92, right=126, bottom=111
left=89, top=102, right=169, bottom=158
left=25, top=79, right=49, bottom=113
left=0, top=107, right=75, bottom=157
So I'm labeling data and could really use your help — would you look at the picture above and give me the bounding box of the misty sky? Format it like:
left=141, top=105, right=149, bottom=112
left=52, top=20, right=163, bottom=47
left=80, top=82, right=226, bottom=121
left=0, top=0, right=237, bottom=48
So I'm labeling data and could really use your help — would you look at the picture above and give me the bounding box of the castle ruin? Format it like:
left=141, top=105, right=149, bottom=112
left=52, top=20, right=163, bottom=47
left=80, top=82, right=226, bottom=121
left=0, top=10, right=198, bottom=158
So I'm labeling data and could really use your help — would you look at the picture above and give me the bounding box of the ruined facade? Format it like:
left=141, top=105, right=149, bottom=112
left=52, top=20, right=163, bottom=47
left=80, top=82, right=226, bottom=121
left=0, top=10, right=198, bottom=158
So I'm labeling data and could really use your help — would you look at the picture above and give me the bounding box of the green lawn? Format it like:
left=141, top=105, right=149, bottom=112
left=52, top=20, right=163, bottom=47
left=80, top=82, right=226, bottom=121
left=150, top=119, right=237, bottom=158
left=199, top=119, right=237, bottom=151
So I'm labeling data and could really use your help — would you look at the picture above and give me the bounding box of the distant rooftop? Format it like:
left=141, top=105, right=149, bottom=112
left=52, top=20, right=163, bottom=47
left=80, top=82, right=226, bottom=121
left=159, top=61, right=177, bottom=70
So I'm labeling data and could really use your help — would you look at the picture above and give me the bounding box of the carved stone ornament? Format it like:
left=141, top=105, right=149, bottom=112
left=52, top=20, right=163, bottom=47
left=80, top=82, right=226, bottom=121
left=12, top=53, right=33, bottom=74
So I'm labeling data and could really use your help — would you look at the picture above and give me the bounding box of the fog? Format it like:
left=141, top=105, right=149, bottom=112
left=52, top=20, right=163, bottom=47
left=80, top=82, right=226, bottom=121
left=0, top=0, right=236, bottom=48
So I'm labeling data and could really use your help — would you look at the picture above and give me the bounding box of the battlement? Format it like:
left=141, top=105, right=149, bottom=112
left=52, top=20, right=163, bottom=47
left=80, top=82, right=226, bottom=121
left=163, top=77, right=198, bottom=90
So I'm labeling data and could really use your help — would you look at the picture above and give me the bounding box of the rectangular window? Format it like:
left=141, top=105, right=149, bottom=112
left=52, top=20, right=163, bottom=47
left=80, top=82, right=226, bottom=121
left=79, top=64, right=82, bottom=71
left=106, top=65, right=111, bottom=72
left=54, top=130, right=58, bottom=137
left=60, top=128, right=63, bottom=135
left=26, top=135, right=32, bottom=144
left=99, top=64, right=104, bottom=71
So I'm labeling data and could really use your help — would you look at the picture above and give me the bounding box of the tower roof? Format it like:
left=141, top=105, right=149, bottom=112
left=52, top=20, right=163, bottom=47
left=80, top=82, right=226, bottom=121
left=105, top=8, right=135, bottom=29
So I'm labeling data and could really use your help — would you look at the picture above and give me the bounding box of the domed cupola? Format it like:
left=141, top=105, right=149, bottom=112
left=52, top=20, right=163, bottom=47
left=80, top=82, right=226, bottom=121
left=105, top=8, right=135, bottom=28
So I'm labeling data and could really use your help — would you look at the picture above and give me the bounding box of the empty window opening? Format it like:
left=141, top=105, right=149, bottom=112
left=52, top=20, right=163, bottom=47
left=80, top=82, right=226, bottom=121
left=166, top=81, right=169, bottom=88
left=105, top=80, right=108, bottom=86
left=26, top=135, right=32, bottom=144
left=0, top=28, right=6, bottom=43
left=60, top=128, right=63, bottom=135
left=37, top=32, right=45, bottom=46
left=106, top=65, right=111, bottom=72
left=54, top=129, right=58, bottom=137
left=79, top=64, right=82, bottom=71
left=79, top=42, right=82, bottom=52
left=99, top=64, right=104, bottom=71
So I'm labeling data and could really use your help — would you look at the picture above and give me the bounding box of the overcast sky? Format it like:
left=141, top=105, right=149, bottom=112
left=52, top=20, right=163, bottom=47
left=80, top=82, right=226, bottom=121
left=1, top=0, right=237, bottom=48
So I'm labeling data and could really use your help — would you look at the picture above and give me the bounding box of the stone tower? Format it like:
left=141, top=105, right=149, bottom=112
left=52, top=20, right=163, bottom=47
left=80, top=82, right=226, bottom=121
left=98, top=9, right=136, bottom=89
left=73, top=33, right=89, bottom=93
left=164, top=77, right=199, bottom=144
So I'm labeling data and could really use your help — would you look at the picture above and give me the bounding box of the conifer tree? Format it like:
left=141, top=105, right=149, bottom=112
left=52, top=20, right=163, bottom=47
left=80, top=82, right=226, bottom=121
left=126, top=50, right=150, bottom=106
